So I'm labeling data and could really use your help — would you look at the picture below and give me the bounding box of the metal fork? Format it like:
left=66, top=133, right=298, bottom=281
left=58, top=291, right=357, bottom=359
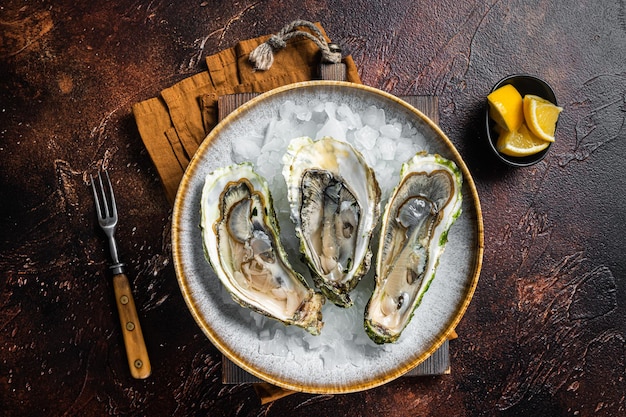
left=90, top=170, right=151, bottom=379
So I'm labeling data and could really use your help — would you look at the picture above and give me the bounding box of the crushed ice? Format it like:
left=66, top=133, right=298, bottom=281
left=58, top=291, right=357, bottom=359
left=229, top=98, right=427, bottom=369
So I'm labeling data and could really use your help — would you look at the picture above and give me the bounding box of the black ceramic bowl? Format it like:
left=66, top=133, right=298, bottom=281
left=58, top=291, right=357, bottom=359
left=486, top=74, right=558, bottom=167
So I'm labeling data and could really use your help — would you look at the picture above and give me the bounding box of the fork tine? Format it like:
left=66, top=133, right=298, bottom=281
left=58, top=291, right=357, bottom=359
left=90, top=173, right=103, bottom=220
left=96, top=171, right=110, bottom=218
left=103, top=170, right=117, bottom=221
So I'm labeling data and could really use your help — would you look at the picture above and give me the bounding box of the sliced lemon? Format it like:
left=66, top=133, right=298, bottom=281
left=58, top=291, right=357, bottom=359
left=487, top=84, right=524, bottom=132
left=496, top=123, right=550, bottom=157
left=523, top=94, right=563, bottom=142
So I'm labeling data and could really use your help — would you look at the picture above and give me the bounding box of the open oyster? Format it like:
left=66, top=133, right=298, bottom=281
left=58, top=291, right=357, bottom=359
left=283, top=136, right=381, bottom=307
left=365, top=152, right=463, bottom=344
left=200, top=163, right=324, bottom=335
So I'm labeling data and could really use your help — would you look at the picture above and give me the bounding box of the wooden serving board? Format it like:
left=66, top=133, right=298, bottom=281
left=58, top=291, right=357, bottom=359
left=217, top=89, right=450, bottom=386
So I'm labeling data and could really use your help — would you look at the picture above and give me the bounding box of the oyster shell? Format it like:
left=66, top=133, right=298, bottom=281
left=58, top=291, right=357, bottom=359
left=283, top=136, right=381, bottom=307
left=365, top=152, right=463, bottom=344
left=200, top=162, right=324, bottom=335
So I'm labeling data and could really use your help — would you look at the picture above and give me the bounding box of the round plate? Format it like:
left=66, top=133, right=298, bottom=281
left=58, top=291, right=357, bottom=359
left=172, top=81, right=483, bottom=394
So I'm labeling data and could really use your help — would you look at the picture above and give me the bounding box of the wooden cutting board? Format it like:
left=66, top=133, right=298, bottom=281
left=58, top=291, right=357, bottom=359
left=214, top=64, right=453, bottom=405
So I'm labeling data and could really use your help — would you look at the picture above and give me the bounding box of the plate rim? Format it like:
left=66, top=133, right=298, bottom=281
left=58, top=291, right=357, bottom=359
left=172, top=80, right=484, bottom=394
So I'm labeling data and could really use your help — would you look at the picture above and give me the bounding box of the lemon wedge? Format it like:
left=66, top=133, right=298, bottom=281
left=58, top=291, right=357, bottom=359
left=496, top=123, right=550, bottom=157
left=523, top=94, right=563, bottom=142
left=487, top=84, right=524, bottom=132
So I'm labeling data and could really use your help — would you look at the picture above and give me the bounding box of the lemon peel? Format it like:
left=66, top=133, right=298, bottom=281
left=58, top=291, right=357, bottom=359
left=496, top=123, right=550, bottom=157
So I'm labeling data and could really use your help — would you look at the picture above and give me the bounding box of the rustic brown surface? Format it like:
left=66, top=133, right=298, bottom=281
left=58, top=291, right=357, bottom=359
left=1, top=1, right=625, bottom=416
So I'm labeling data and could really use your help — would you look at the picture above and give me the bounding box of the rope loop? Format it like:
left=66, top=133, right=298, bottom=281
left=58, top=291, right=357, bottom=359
left=249, top=20, right=342, bottom=71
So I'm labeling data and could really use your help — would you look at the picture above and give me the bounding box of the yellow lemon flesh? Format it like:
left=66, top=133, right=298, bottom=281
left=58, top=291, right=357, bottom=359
left=487, top=84, right=524, bottom=132
left=496, top=123, right=550, bottom=157
left=523, top=94, right=563, bottom=142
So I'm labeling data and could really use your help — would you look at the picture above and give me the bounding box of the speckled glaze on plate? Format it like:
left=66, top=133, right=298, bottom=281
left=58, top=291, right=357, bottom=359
left=172, top=81, right=483, bottom=394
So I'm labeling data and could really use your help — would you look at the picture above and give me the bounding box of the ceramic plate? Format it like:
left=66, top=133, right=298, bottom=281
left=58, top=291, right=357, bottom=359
left=172, top=81, right=483, bottom=394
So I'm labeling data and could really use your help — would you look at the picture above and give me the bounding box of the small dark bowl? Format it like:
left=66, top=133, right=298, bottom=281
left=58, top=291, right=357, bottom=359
left=486, top=74, right=558, bottom=167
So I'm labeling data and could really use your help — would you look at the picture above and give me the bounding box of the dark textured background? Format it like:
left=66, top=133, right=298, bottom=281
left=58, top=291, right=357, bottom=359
left=1, top=1, right=625, bottom=416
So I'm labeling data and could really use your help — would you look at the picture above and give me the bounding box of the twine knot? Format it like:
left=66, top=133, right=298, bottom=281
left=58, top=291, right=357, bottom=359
left=266, top=34, right=287, bottom=50
left=249, top=20, right=342, bottom=71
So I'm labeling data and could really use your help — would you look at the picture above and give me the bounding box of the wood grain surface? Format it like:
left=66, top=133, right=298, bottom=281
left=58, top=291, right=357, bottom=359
left=1, top=1, right=625, bottom=416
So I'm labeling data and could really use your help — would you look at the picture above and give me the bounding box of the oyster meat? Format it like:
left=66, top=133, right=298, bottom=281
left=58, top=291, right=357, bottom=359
left=200, top=163, right=324, bottom=335
left=283, top=136, right=381, bottom=307
left=365, top=152, right=463, bottom=344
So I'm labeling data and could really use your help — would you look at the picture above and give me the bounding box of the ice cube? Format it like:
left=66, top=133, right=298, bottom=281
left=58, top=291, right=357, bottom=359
left=295, top=105, right=312, bottom=122
left=304, top=332, right=324, bottom=350
left=279, top=100, right=296, bottom=120
left=395, top=138, right=417, bottom=161
left=337, top=103, right=363, bottom=130
left=324, top=101, right=338, bottom=119
left=402, top=122, right=418, bottom=137
left=263, top=118, right=276, bottom=146
left=375, top=163, right=397, bottom=192
left=362, top=105, right=385, bottom=129
left=295, top=120, right=319, bottom=139
left=259, top=328, right=271, bottom=340
left=232, top=139, right=261, bottom=163
left=353, top=125, right=379, bottom=151
left=380, top=123, right=402, bottom=139
left=261, top=134, right=286, bottom=153
left=316, top=117, right=346, bottom=141
left=377, top=136, right=397, bottom=160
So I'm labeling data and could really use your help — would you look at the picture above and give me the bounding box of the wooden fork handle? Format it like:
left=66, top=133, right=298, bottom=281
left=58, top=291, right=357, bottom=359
left=112, top=273, right=152, bottom=379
